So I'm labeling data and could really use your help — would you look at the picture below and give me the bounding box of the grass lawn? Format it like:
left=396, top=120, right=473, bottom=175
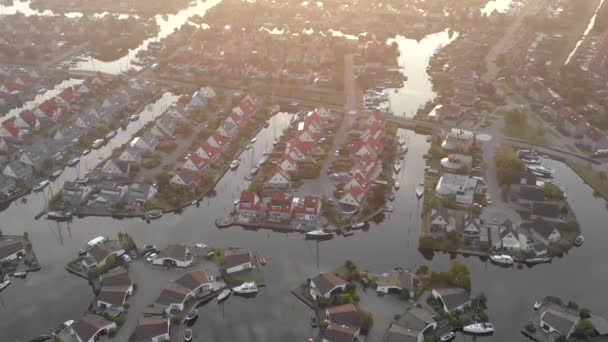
left=503, top=122, right=548, bottom=146
left=567, top=161, right=608, bottom=200
left=565, top=144, right=578, bottom=153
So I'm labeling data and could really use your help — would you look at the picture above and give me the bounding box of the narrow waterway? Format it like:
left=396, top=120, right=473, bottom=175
left=564, top=0, right=607, bottom=65
left=2, top=78, right=82, bottom=120
left=388, top=29, right=458, bottom=118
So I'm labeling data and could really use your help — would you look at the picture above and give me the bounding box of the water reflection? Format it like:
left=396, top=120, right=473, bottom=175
left=388, top=29, right=458, bottom=117
left=2, top=78, right=82, bottom=120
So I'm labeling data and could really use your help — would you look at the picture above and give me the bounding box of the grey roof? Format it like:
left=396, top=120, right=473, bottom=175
left=434, top=288, right=470, bottom=311
left=389, top=307, right=436, bottom=341
left=499, top=219, right=519, bottom=239
left=541, top=309, right=579, bottom=336
left=101, top=268, right=132, bottom=287
left=327, top=304, right=360, bottom=328
left=589, top=315, right=608, bottom=335
left=126, top=183, right=153, bottom=202
left=519, top=186, right=545, bottom=202
left=324, top=323, right=358, bottom=342
left=532, top=218, right=559, bottom=239
left=174, top=269, right=210, bottom=291
left=156, top=283, right=190, bottom=305
left=312, top=273, right=347, bottom=296
left=532, top=202, right=560, bottom=218
left=88, top=241, right=121, bottom=264
left=224, top=250, right=253, bottom=269
left=72, top=314, right=114, bottom=342
left=0, top=240, right=24, bottom=260
left=63, top=181, right=80, bottom=192
left=157, top=244, right=188, bottom=262
left=97, top=285, right=130, bottom=307
left=133, top=318, right=169, bottom=342
left=513, top=173, right=537, bottom=185
left=105, top=160, right=130, bottom=174
left=386, top=325, right=419, bottom=342
left=377, top=271, right=413, bottom=290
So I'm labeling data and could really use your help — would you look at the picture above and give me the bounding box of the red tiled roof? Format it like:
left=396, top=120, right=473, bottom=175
left=269, top=192, right=292, bottom=214
left=294, top=196, right=321, bottom=216
left=199, top=142, right=220, bottom=159
left=1, top=118, right=20, bottom=138
left=238, top=191, right=264, bottom=212
left=210, top=131, right=231, bottom=148
left=38, top=99, right=59, bottom=117
left=58, top=87, right=74, bottom=103
left=19, top=110, right=37, bottom=127
left=585, top=126, right=607, bottom=142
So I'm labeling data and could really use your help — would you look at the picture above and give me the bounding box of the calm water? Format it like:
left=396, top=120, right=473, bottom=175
left=388, top=30, right=458, bottom=118
left=564, top=0, right=607, bottom=65
left=2, top=78, right=82, bottom=119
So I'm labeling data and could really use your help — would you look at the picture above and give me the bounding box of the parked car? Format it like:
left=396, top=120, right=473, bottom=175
left=146, top=253, right=158, bottom=262
left=122, top=254, right=131, bottom=263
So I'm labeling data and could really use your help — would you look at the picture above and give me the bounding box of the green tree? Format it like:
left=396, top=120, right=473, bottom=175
left=156, top=171, right=171, bottom=188
left=358, top=309, right=374, bottom=334
left=571, top=319, right=596, bottom=340
left=495, top=148, right=524, bottom=185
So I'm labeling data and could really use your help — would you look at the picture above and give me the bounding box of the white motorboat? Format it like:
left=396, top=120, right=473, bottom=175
left=351, top=222, right=366, bottom=229
left=398, top=145, right=408, bottom=156
left=415, top=184, right=424, bottom=199
left=394, top=182, right=400, bottom=190
left=245, top=143, right=252, bottom=150
left=67, top=157, right=80, bottom=166
left=91, top=139, right=105, bottom=149
left=76, top=178, right=89, bottom=185
left=250, top=167, right=259, bottom=175
left=398, top=136, right=406, bottom=146
left=12, top=271, right=27, bottom=278
left=129, top=114, right=139, bottom=121
left=146, top=210, right=162, bottom=220
left=33, top=180, right=50, bottom=192
left=259, top=156, right=268, bottom=164
left=439, top=331, right=456, bottom=342
left=184, top=328, right=192, bottom=341
left=534, top=301, right=542, bottom=310
left=527, top=165, right=553, bottom=177
left=230, top=160, right=239, bottom=169
left=105, top=130, right=117, bottom=140
left=574, top=235, right=584, bottom=246
left=51, top=169, right=63, bottom=178
left=185, top=309, right=198, bottom=322
left=273, top=138, right=279, bottom=145
left=263, top=121, right=270, bottom=128
left=388, top=193, right=396, bottom=201
left=81, top=149, right=91, bottom=156
left=53, top=319, right=75, bottom=336
left=426, top=136, right=432, bottom=142
left=490, top=254, right=514, bottom=266
left=233, top=282, right=258, bottom=294
left=46, top=211, right=73, bottom=221
left=250, top=137, right=257, bottom=144
left=306, top=229, right=333, bottom=238
left=217, top=289, right=231, bottom=302
left=393, top=161, right=401, bottom=173
left=463, top=323, right=494, bottom=335
left=383, top=205, right=394, bottom=212
left=233, top=199, right=239, bottom=206
left=0, top=279, right=10, bottom=291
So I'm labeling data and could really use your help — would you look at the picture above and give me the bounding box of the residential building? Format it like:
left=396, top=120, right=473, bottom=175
left=93, top=182, right=128, bottom=208
left=126, top=183, right=157, bottom=207
left=540, top=308, right=579, bottom=338
left=71, top=314, right=117, bottom=342
left=0, top=175, right=16, bottom=196
left=119, top=147, right=142, bottom=165
left=0, top=118, right=23, bottom=141
left=531, top=202, right=561, bottom=221
left=102, top=160, right=131, bottom=179
left=133, top=317, right=170, bottom=342
left=267, top=192, right=293, bottom=222
left=62, top=181, right=93, bottom=205
left=562, top=111, right=588, bottom=137
left=309, top=272, right=347, bottom=300
left=152, top=244, right=193, bottom=267
left=174, top=269, right=212, bottom=295
left=499, top=219, right=520, bottom=250
left=278, top=154, right=299, bottom=172
left=96, top=284, right=133, bottom=309
left=293, top=196, right=322, bottom=222
left=324, top=304, right=361, bottom=342
left=386, top=307, right=437, bottom=342
left=195, top=142, right=221, bottom=161
left=435, top=173, right=478, bottom=205
left=531, top=218, right=561, bottom=246
left=81, top=241, right=125, bottom=270
left=441, top=128, right=475, bottom=153
left=267, top=167, right=291, bottom=188
left=431, top=288, right=471, bottom=313
left=238, top=191, right=265, bottom=218
left=0, top=240, right=25, bottom=263
left=170, top=171, right=202, bottom=187
left=130, top=133, right=159, bottom=154
left=430, top=209, right=456, bottom=232
left=15, top=110, right=40, bottom=131
left=583, top=126, right=608, bottom=151
left=463, top=215, right=482, bottom=237
left=19, top=150, right=45, bottom=171
left=224, top=249, right=254, bottom=274
left=376, top=270, right=414, bottom=294
left=182, top=153, right=209, bottom=173
left=155, top=283, right=192, bottom=314
left=3, top=160, right=33, bottom=180
left=323, top=324, right=359, bottom=342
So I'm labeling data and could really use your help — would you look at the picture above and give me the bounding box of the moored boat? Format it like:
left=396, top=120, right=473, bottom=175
left=463, top=323, right=494, bottom=335
left=490, top=254, right=514, bottom=266
left=394, top=182, right=400, bottom=190
left=185, top=309, right=198, bottom=322
left=351, top=222, right=366, bottom=229
left=230, top=160, right=239, bottom=169
left=415, top=183, right=424, bottom=199
left=217, top=289, right=231, bottom=302
left=81, top=149, right=91, bottom=156
left=0, top=279, right=11, bottom=291
left=271, top=104, right=280, bottom=114
left=129, top=114, right=139, bottom=121
left=439, top=331, right=456, bottom=342
left=33, top=180, right=50, bottom=192
left=398, top=136, right=406, bottom=146
left=306, top=229, right=333, bottom=238
left=233, top=282, right=258, bottom=294
left=574, top=235, right=584, bottom=246
left=524, top=257, right=552, bottom=265
left=273, top=138, right=279, bottom=145
left=250, top=137, right=257, bottom=144
left=51, top=169, right=63, bottom=178
left=534, top=301, right=542, bottom=310
left=245, top=143, right=252, bottom=150
left=146, top=210, right=162, bottom=220
left=393, top=161, right=401, bottom=173
left=263, top=120, right=270, bottom=128
left=12, top=271, right=27, bottom=278
left=105, top=130, right=117, bottom=140
left=184, top=328, right=192, bottom=341
left=67, top=157, right=80, bottom=166
left=46, top=211, right=73, bottom=221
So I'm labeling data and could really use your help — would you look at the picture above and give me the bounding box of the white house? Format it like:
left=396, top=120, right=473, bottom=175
left=432, top=288, right=471, bottom=313
left=430, top=209, right=456, bottom=232
left=531, top=218, right=561, bottom=246
left=339, top=186, right=366, bottom=208
left=71, top=315, right=117, bottom=342
left=539, top=308, right=579, bottom=338
left=96, top=284, right=133, bottom=309
left=224, top=250, right=254, bottom=274
left=155, top=269, right=211, bottom=315
left=267, top=167, right=291, bottom=188
left=499, top=219, right=521, bottom=250
left=278, top=154, right=298, bottom=172
left=152, top=245, right=193, bottom=267
left=376, top=271, right=413, bottom=294
left=309, top=273, right=347, bottom=300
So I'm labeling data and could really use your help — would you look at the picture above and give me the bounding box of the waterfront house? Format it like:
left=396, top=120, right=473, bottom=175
left=126, top=183, right=157, bottom=207
left=386, top=307, right=437, bottom=342
left=435, top=173, right=478, bottom=205
left=19, top=150, right=45, bottom=171
left=15, top=110, right=40, bottom=131
left=287, top=139, right=314, bottom=162
left=376, top=270, right=414, bottom=294
left=0, top=175, right=16, bottom=197
left=531, top=218, right=561, bottom=246
left=309, top=272, right=347, bottom=300
left=119, top=147, right=143, bottom=165
left=174, top=269, right=212, bottom=295
left=62, top=181, right=93, bottom=206
left=440, top=154, right=473, bottom=173
left=81, top=240, right=125, bottom=270
left=56, top=87, right=74, bottom=107
left=170, top=171, right=202, bottom=187
left=0, top=118, right=23, bottom=141
left=3, top=160, right=34, bottom=180
left=339, top=185, right=367, bottom=209
left=441, top=128, right=475, bottom=153
left=463, top=215, right=482, bottom=237
left=151, top=116, right=180, bottom=138
left=267, top=192, right=293, bottom=222
left=221, top=115, right=239, bottom=137
left=155, top=283, right=191, bottom=314
left=152, top=244, right=192, bottom=268
left=96, top=284, right=133, bottom=309
left=35, top=99, right=62, bottom=122
left=0, top=240, right=25, bottom=263
left=71, top=314, right=117, bottom=342
left=195, top=142, right=221, bottom=161
left=323, top=324, right=359, bottom=342
left=130, top=132, right=159, bottom=154
left=344, top=172, right=370, bottom=192
left=432, top=288, right=471, bottom=313
left=267, top=167, right=291, bottom=188
left=224, top=249, right=254, bottom=274
left=100, top=268, right=132, bottom=287
left=187, top=94, right=207, bottom=109
left=510, top=184, right=545, bottom=208
left=539, top=308, right=579, bottom=338
left=182, top=153, right=209, bottom=173
left=430, top=209, right=456, bottom=232
left=498, top=219, right=521, bottom=251
left=238, top=191, right=266, bottom=218
left=293, top=196, right=322, bottom=222
left=583, top=126, right=608, bottom=152
left=54, top=125, right=84, bottom=142
left=325, top=304, right=361, bottom=340
left=102, top=160, right=131, bottom=179
left=93, top=182, right=128, bottom=208
left=133, top=317, right=170, bottom=342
